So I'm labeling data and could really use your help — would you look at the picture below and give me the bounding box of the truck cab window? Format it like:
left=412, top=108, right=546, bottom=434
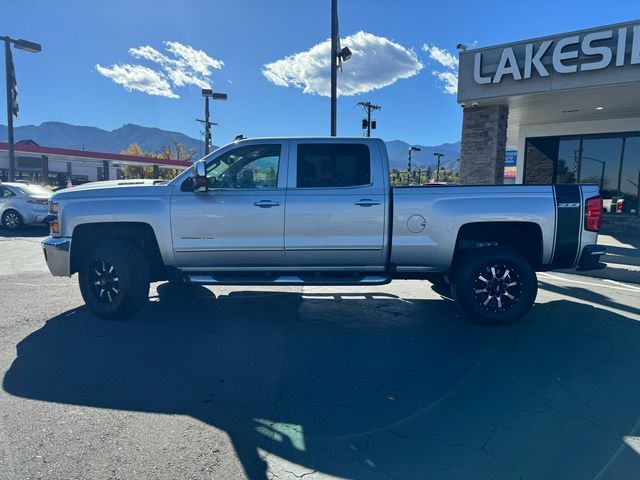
left=297, top=144, right=370, bottom=188
left=183, top=144, right=281, bottom=191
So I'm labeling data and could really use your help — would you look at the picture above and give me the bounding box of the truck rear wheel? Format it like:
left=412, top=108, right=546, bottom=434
left=79, top=241, right=150, bottom=320
left=451, top=246, right=537, bottom=325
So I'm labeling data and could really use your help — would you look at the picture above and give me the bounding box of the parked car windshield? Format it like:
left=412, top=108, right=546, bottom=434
left=16, top=185, right=53, bottom=197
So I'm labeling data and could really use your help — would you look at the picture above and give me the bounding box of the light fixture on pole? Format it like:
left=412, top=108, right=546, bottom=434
left=198, top=88, right=227, bottom=156
left=434, top=152, right=444, bottom=183
left=408, top=146, right=421, bottom=185
left=2, top=35, right=41, bottom=182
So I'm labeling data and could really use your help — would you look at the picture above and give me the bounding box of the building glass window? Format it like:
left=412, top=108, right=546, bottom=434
left=525, top=132, right=640, bottom=215
left=556, top=138, right=580, bottom=184
left=579, top=137, right=623, bottom=200
left=620, top=136, right=640, bottom=215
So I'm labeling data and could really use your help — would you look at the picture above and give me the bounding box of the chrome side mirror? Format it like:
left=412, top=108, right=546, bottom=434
left=194, top=161, right=207, bottom=192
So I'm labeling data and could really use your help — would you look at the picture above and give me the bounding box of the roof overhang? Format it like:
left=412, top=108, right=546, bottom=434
left=0, top=142, right=192, bottom=169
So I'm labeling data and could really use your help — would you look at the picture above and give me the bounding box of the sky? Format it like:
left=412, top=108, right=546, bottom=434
left=0, top=0, right=637, bottom=149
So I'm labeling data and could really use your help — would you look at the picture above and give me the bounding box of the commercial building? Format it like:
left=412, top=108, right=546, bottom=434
left=0, top=141, right=191, bottom=186
left=457, top=19, right=640, bottom=231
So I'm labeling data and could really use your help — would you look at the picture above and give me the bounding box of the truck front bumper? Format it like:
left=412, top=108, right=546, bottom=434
left=42, top=237, right=72, bottom=276
left=577, top=244, right=607, bottom=271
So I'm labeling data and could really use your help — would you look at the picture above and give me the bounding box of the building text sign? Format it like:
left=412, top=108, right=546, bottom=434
left=457, top=21, right=640, bottom=102
left=474, top=25, right=640, bottom=84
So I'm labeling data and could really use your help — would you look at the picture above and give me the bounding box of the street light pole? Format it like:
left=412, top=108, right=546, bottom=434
left=198, top=89, right=226, bottom=156
left=329, top=0, right=351, bottom=136
left=434, top=152, right=444, bottom=183
left=3, top=39, right=15, bottom=182
left=2, top=36, right=41, bottom=182
left=408, top=146, right=421, bottom=185
left=330, top=0, right=337, bottom=136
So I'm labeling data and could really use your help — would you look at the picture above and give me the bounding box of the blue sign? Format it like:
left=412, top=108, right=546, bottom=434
left=505, top=150, right=517, bottom=167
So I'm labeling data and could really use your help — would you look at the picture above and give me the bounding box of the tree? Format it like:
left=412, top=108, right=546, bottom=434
left=120, top=143, right=183, bottom=180
left=425, top=166, right=433, bottom=181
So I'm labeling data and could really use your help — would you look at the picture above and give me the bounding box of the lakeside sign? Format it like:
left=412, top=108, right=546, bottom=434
left=457, top=20, right=640, bottom=102
left=474, top=25, right=639, bottom=84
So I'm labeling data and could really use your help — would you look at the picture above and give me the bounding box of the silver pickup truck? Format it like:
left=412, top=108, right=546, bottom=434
left=42, top=137, right=605, bottom=324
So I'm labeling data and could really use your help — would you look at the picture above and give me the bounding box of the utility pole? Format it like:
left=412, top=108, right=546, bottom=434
left=357, top=101, right=381, bottom=137
left=204, top=94, right=210, bottom=155
left=330, top=0, right=337, bottom=136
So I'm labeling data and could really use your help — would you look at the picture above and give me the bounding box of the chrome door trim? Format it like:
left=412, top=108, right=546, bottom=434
left=175, top=247, right=284, bottom=253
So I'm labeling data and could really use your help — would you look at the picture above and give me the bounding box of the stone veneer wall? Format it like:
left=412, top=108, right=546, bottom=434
left=459, top=105, right=508, bottom=185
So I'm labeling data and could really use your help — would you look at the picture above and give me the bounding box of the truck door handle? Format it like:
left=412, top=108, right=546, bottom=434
left=253, top=200, right=281, bottom=208
left=354, top=199, right=381, bottom=207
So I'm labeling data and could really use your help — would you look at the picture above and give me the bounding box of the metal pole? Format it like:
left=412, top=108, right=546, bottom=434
left=330, top=0, right=337, bottom=136
left=637, top=170, right=640, bottom=215
left=407, top=150, right=412, bottom=185
left=4, top=39, right=15, bottom=182
left=204, top=96, right=211, bottom=155
left=436, top=156, right=442, bottom=183
left=600, top=162, right=605, bottom=192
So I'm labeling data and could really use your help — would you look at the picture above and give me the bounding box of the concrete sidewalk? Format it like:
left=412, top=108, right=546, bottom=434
left=561, top=233, right=640, bottom=285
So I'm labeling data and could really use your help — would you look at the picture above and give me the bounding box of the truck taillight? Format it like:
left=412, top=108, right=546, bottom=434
left=585, top=196, right=603, bottom=232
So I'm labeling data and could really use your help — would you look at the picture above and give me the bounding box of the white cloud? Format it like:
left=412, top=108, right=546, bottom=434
left=262, top=31, right=423, bottom=97
left=97, top=42, right=224, bottom=98
left=432, top=70, right=458, bottom=94
left=95, top=63, right=178, bottom=98
left=422, top=44, right=458, bottom=95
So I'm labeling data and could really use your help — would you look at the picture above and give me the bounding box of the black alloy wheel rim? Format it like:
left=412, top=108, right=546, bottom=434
left=89, top=259, right=120, bottom=305
left=473, top=263, right=523, bottom=313
left=4, top=212, right=20, bottom=229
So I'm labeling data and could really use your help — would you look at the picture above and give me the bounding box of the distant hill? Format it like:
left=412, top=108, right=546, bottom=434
left=0, top=122, right=207, bottom=157
left=385, top=140, right=460, bottom=172
left=0, top=122, right=460, bottom=170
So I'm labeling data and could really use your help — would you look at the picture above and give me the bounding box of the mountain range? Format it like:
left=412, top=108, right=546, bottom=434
left=0, top=122, right=460, bottom=171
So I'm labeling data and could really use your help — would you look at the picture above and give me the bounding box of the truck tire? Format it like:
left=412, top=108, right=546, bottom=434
left=79, top=241, right=150, bottom=320
left=451, top=246, right=537, bottom=325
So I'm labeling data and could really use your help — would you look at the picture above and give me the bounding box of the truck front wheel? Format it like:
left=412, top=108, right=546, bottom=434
left=79, top=241, right=150, bottom=320
left=451, top=246, right=537, bottom=325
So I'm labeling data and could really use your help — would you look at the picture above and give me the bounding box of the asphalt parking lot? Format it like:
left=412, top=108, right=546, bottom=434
left=1, top=227, right=640, bottom=480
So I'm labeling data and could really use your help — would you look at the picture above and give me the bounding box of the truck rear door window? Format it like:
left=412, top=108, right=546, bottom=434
left=296, top=144, right=370, bottom=188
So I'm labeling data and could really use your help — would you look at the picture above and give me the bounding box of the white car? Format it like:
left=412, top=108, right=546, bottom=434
left=0, top=182, right=52, bottom=231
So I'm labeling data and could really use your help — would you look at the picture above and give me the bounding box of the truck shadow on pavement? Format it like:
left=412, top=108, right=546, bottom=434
left=0, top=225, right=48, bottom=238
left=4, top=284, right=640, bottom=479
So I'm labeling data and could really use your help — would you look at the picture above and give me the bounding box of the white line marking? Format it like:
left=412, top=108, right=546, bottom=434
left=538, top=272, right=640, bottom=293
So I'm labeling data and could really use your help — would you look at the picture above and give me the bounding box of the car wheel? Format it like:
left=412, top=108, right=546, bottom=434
left=79, top=241, right=150, bottom=320
left=2, top=210, right=24, bottom=231
left=451, top=246, right=537, bottom=325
